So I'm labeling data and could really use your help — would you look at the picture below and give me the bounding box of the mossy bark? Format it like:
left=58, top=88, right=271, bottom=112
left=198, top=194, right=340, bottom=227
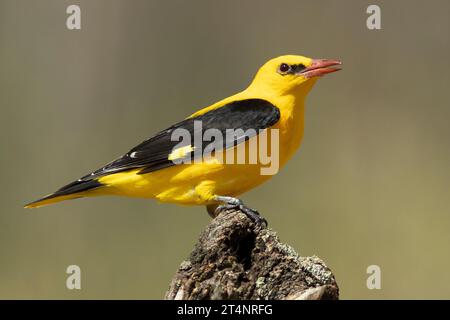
left=165, top=208, right=339, bottom=300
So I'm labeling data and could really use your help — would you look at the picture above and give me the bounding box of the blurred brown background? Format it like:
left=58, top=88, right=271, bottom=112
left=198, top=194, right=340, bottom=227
left=0, top=0, right=449, bottom=299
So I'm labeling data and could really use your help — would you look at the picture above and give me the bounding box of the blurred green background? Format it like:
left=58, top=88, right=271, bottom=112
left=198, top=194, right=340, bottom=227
left=1, top=0, right=449, bottom=299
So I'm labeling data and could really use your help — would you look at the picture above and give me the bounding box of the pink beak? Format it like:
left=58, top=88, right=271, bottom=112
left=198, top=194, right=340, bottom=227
left=301, top=59, right=342, bottom=78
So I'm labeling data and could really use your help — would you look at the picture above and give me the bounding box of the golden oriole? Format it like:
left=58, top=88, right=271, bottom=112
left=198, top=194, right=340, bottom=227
left=25, top=55, right=341, bottom=224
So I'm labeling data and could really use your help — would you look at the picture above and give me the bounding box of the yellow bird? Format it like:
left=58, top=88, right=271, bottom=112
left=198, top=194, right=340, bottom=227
left=25, top=55, right=341, bottom=224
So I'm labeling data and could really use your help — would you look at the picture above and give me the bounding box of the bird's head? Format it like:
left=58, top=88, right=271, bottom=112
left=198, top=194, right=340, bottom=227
left=249, top=55, right=341, bottom=96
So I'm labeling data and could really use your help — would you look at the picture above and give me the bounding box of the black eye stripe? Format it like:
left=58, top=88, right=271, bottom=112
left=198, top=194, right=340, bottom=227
left=278, top=63, right=306, bottom=75
left=290, top=64, right=306, bottom=73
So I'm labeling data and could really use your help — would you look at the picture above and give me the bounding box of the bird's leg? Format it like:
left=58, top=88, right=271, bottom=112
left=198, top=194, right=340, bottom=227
left=211, top=195, right=268, bottom=227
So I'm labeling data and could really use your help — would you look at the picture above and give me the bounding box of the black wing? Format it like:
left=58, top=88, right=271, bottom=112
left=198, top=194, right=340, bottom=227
left=25, top=99, right=280, bottom=206
left=70, top=99, right=280, bottom=185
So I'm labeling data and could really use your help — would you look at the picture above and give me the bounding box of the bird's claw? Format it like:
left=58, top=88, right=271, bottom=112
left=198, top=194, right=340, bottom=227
left=215, top=203, right=268, bottom=227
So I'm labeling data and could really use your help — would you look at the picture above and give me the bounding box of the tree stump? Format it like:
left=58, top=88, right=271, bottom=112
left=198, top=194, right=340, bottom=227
left=165, top=208, right=339, bottom=300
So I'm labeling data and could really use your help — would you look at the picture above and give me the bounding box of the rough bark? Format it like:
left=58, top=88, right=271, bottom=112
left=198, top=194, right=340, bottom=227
left=165, top=208, right=339, bottom=300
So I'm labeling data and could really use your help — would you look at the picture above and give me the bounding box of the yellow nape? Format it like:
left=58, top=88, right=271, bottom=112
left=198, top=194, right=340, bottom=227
left=189, top=55, right=317, bottom=118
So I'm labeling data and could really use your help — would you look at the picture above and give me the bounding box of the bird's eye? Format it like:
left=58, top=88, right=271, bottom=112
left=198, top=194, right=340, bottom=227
left=278, top=63, right=290, bottom=74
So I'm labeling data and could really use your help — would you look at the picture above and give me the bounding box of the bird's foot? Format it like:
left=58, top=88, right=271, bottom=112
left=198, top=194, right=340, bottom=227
left=213, top=196, right=268, bottom=227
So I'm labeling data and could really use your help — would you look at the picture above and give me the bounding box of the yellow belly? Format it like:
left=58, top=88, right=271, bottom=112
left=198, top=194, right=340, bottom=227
left=99, top=145, right=276, bottom=205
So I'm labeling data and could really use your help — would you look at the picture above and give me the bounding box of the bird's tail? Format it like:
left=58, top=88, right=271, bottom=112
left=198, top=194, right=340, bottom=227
left=24, top=179, right=104, bottom=208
